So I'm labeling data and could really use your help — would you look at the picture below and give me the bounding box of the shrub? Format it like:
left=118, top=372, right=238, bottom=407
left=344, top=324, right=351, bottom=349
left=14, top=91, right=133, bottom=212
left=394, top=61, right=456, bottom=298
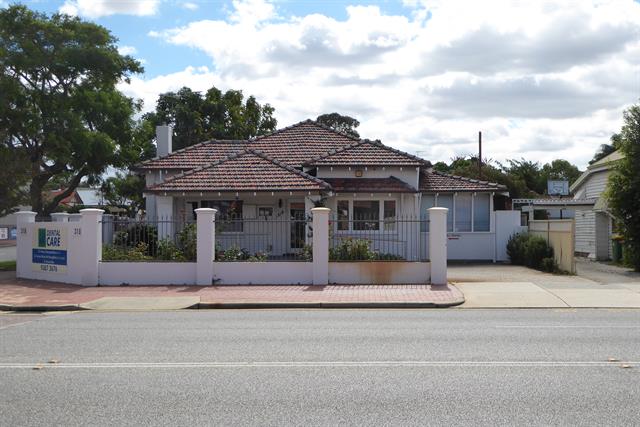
left=177, top=223, right=197, bottom=261
left=541, top=257, right=557, bottom=273
left=102, top=242, right=152, bottom=261
left=506, top=233, right=529, bottom=265
left=507, top=232, right=555, bottom=272
left=113, top=224, right=158, bottom=256
left=215, top=245, right=267, bottom=261
left=524, top=235, right=553, bottom=270
left=329, top=238, right=404, bottom=261
left=156, top=239, right=186, bottom=261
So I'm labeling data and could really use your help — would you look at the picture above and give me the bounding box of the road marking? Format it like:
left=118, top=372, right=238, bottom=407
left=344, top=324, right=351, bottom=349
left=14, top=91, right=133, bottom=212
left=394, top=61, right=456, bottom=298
left=495, top=325, right=640, bottom=329
left=0, top=361, right=636, bottom=369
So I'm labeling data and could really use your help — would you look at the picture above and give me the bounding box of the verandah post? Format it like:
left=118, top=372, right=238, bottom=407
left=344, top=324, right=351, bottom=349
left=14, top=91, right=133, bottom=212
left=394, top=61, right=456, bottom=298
left=428, top=207, right=448, bottom=285
left=195, top=208, right=217, bottom=286
left=311, top=207, right=330, bottom=286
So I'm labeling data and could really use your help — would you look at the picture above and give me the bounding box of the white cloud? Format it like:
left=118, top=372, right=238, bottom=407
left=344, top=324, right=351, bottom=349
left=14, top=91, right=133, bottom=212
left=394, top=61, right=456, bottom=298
left=59, top=0, right=159, bottom=18
left=128, top=0, right=640, bottom=168
left=182, top=2, right=198, bottom=11
left=118, top=45, right=137, bottom=56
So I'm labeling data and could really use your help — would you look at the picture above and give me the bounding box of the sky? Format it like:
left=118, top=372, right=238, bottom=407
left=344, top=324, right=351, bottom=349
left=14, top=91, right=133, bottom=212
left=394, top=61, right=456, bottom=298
left=7, top=0, right=640, bottom=169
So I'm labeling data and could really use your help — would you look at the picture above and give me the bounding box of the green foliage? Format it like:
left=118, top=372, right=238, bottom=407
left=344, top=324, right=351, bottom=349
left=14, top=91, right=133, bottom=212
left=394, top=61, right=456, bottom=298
left=0, top=145, right=29, bottom=216
left=607, top=103, right=640, bottom=271
left=507, top=232, right=555, bottom=271
left=177, top=223, right=197, bottom=261
left=329, top=238, right=404, bottom=261
left=156, top=239, right=186, bottom=261
left=0, top=5, right=145, bottom=215
left=316, top=113, right=360, bottom=138
left=102, top=242, right=152, bottom=261
left=114, top=224, right=158, bottom=256
left=0, top=260, right=16, bottom=271
left=100, top=172, right=145, bottom=215
left=299, top=244, right=313, bottom=261
left=142, top=86, right=277, bottom=151
left=215, top=245, right=268, bottom=262
left=590, top=133, right=622, bottom=165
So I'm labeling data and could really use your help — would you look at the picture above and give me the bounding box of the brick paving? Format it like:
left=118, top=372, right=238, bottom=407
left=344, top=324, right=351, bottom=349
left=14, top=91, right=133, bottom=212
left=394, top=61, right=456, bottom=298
left=0, top=272, right=463, bottom=309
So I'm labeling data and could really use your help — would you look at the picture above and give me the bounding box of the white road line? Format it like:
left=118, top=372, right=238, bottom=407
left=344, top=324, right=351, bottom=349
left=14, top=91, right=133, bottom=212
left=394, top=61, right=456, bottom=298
left=494, top=325, right=640, bottom=330
left=0, top=361, right=636, bottom=369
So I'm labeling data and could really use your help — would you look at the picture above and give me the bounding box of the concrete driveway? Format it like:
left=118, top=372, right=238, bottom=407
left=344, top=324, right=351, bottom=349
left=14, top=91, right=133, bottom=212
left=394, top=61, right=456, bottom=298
left=449, top=263, right=640, bottom=308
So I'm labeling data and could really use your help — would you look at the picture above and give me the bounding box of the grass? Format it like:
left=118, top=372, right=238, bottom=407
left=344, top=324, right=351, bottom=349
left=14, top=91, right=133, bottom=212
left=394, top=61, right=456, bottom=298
left=0, top=260, right=16, bottom=271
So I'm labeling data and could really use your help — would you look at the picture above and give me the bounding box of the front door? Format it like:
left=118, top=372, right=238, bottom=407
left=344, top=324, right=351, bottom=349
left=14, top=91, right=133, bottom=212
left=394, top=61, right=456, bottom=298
left=290, top=203, right=306, bottom=250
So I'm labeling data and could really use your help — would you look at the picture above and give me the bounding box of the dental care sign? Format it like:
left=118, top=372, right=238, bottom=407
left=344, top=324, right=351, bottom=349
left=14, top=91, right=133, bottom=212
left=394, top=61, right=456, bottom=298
left=32, top=225, right=67, bottom=273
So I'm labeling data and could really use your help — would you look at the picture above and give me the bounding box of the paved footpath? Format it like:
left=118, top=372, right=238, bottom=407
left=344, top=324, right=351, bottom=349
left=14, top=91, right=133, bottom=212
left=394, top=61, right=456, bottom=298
left=0, top=272, right=463, bottom=310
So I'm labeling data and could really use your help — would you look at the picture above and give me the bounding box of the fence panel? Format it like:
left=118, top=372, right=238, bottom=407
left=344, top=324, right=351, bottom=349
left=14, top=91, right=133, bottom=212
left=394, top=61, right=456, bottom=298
left=330, top=214, right=427, bottom=261
left=215, top=215, right=312, bottom=261
left=529, top=219, right=576, bottom=273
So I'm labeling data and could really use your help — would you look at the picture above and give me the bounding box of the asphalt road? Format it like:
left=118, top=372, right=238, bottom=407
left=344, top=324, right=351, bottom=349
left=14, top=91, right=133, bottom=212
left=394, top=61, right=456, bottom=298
left=2, top=309, right=639, bottom=426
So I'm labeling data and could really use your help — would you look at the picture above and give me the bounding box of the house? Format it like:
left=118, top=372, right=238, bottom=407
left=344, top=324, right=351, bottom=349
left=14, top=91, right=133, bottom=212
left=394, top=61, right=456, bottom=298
left=569, top=150, right=622, bottom=259
left=136, top=120, right=510, bottom=261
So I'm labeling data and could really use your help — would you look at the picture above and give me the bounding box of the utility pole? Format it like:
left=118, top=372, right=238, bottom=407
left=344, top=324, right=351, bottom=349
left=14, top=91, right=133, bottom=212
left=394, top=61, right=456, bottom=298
left=478, top=131, right=482, bottom=178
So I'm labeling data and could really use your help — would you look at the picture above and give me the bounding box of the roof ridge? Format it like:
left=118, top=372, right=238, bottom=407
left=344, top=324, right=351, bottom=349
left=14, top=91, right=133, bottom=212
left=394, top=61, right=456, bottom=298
left=148, top=147, right=331, bottom=191
left=135, top=139, right=249, bottom=169
left=251, top=119, right=361, bottom=143
left=303, top=138, right=430, bottom=166
left=427, top=170, right=506, bottom=189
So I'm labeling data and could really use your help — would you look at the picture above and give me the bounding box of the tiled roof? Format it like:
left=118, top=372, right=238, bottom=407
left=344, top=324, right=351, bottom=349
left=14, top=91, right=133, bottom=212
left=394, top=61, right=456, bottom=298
left=420, top=171, right=507, bottom=192
left=148, top=149, right=330, bottom=193
left=305, top=139, right=427, bottom=167
left=136, top=140, right=248, bottom=170
left=324, top=177, right=417, bottom=193
left=248, top=120, right=361, bottom=166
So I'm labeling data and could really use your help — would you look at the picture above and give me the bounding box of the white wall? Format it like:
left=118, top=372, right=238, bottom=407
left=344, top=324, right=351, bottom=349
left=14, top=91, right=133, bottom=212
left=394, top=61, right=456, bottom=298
left=316, top=165, right=419, bottom=189
left=99, top=262, right=197, bottom=286
left=329, top=261, right=430, bottom=284
left=575, top=210, right=596, bottom=257
left=214, top=262, right=313, bottom=285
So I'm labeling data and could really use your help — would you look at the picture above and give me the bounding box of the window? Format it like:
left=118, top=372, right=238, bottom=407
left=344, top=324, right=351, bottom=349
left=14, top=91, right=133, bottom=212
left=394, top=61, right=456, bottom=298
left=420, top=195, right=435, bottom=232
left=202, top=200, right=243, bottom=232
left=353, top=201, right=379, bottom=230
left=258, top=207, right=273, bottom=218
left=455, top=193, right=472, bottom=232
left=473, top=193, right=491, bottom=232
left=436, top=194, right=454, bottom=232
left=337, top=200, right=349, bottom=231
left=383, top=200, right=396, bottom=231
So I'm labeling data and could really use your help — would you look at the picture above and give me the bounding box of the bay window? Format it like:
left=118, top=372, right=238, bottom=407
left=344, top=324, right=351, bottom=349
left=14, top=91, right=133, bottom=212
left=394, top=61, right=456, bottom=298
left=335, top=199, right=397, bottom=231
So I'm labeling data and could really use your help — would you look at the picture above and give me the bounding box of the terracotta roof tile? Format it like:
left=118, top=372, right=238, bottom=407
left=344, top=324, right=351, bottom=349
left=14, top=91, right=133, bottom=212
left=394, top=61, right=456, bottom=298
left=148, top=149, right=330, bottom=193
left=420, top=171, right=507, bottom=192
left=305, top=139, right=427, bottom=167
left=324, top=177, right=417, bottom=193
left=136, top=140, right=248, bottom=170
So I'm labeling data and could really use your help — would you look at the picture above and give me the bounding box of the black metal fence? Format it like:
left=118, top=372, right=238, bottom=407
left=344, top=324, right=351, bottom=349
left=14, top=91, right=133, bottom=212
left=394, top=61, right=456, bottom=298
left=330, top=215, right=428, bottom=261
left=101, top=216, right=196, bottom=262
left=215, top=216, right=312, bottom=261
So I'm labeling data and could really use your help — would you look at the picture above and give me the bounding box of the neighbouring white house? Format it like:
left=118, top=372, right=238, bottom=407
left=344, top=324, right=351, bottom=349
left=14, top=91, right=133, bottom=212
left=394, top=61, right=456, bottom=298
left=514, top=150, right=622, bottom=260
left=135, top=120, right=516, bottom=261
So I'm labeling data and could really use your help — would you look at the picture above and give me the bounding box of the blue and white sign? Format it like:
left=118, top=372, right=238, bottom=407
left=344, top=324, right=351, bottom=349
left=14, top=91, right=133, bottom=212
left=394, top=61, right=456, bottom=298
left=32, top=225, right=67, bottom=273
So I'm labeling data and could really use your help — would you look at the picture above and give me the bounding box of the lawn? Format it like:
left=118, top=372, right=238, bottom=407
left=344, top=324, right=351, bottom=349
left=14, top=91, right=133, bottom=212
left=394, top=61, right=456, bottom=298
left=0, top=260, right=16, bottom=271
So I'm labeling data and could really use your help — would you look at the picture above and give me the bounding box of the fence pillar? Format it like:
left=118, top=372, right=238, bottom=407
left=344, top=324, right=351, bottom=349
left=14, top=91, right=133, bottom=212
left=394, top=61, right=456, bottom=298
left=196, top=208, right=216, bottom=286
left=79, top=209, right=104, bottom=286
left=15, top=211, right=37, bottom=279
left=311, top=207, right=330, bottom=285
left=429, top=207, right=448, bottom=285
left=51, top=212, right=70, bottom=222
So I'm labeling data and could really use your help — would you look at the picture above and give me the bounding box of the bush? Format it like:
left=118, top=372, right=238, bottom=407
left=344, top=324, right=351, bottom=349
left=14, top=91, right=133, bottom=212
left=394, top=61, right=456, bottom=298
left=156, top=239, right=185, bottom=261
left=506, top=233, right=529, bottom=265
left=507, top=232, right=555, bottom=272
left=177, top=223, right=197, bottom=261
left=215, top=245, right=268, bottom=261
left=524, top=235, right=553, bottom=270
left=102, top=242, right=152, bottom=261
left=113, top=224, right=158, bottom=256
left=329, top=238, right=404, bottom=261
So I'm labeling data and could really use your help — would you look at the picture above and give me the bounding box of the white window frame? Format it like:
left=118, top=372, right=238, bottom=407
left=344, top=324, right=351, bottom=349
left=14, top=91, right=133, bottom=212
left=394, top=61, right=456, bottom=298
left=423, top=192, right=494, bottom=234
left=335, top=196, right=398, bottom=232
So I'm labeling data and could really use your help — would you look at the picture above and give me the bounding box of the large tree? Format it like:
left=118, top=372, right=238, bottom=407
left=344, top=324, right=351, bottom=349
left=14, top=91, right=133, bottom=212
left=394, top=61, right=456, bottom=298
left=607, top=104, right=640, bottom=270
left=590, top=133, right=622, bottom=165
left=0, top=5, right=145, bottom=215
left=316, top=113, right=360, bottom=138
left=0, top=145, right=29, bottom=216
left=142, top=86, right=277, bottom=150
left=540, top=159, right=582, bottom=186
